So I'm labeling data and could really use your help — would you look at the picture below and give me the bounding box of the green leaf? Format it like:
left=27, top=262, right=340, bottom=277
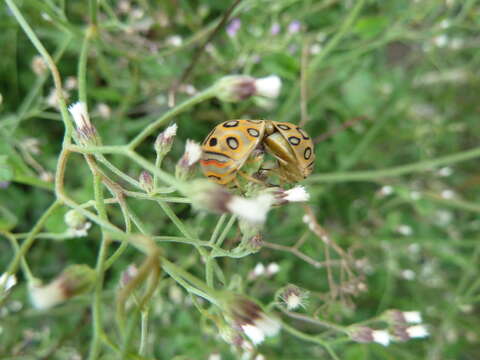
left=0, top=155, right=13, bottom=182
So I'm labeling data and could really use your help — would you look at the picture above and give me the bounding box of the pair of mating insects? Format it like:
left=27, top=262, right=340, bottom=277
left=200, top=119, right=315, bottom=186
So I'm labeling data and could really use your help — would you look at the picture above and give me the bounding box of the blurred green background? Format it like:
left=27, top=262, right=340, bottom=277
left=1, top=0, right=480, bottom=359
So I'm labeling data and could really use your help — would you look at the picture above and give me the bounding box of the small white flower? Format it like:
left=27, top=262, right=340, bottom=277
left=397, top=225, right=413, bottom=236
left=241, top=315, right=281, bottom=345
left=208, top=353, right=222, bottom=360
left=227, top=194, right=273, bottom=224
left=379, top=185, right=393, bottom=196
left=184, top=140, right=202, bottom=166
left=96, top=103, right=111, bottom=119
left=284, top=186, right=310, bottom=202
left=241, top=324, right=265, bottom=345
left=372, top=330, right=391, bottom=346
left=310, top=43, right=322, bottom=55
left=167, top=35, right=183, bottom=47
left=164, top=123, right=178, bottom=140
left=0, top=273, right=17, bottom=293
left=441, top=189, right=455, bottom=199
left=68, top=102, right=90, bottom=130
left=252, top=263, right=266, bottom=278
left=254, top=75, right=282, bottom=99
left=67, top=222, right=92, bottom=238
left=403, top=311, right=422, bottom=324
left=438, top=167, right=453, bottom=177
left=266, top=263, right=280, bottom=276
left=64, top=76, right=78, bottom=90
left=29, top=281, right=66, bottom=310
left=410, top=191, right=421, bottom=200
left=440, top=19, right=450, bottom=29
left=433, top=35, right=448, bottom=47
left=280, top=285, right=307, bottom=311
left=401, top=269, right=416, bottom=280
left=406, top=325, right=429, bottom=338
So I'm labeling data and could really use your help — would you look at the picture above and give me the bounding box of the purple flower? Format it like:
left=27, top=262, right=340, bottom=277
left=288, top=20, right=301, bottom=34
left=270, top=23, right=280, bottom=35
left=226, top=18, right=241, bottom=37
left=0, top=182, right=10, bottom=189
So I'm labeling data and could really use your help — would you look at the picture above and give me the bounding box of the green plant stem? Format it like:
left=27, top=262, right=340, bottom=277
left=215, top=215, right=237, bottom=247
left=139, top=309, right=149, bottom=356
left=88, top=172, right=111, bottom=360
left=209, top=214, right=227, bottom=244
left=5, top=0, right=73, bottom=141
left=1, top=232, right=35, bottom=283
left=89, top=0, right=98, bottom=26
left=128, top=86, right=217, bottom=149
left=4, top=200, right=61, bottom=278
left=306, top=146, right=480, bottom=183
left=281, top=322, right=340, bottom=360
left=78, top=27, right=95, bottom=105
left=161, top=258, right=219, bottom=304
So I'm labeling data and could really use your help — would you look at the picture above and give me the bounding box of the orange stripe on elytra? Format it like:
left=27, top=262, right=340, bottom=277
left=200, top=159, right=230, bottom=168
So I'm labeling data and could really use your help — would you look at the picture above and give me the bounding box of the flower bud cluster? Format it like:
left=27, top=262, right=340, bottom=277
left=214, top=75, right=282, bottom=103
left=350, top=310, right=428, bottom=346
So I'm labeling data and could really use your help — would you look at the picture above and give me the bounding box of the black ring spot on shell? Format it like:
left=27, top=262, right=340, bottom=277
left=223, top=120, right=239, bottom=128
left=278, top=124, right=291, bottom=130
left=296, top=127, right=310, bottom=140
left=208, top=175, right=221, bottom=180
left=247, top=128, right=260, bottom=137
left=304, top=147, right=312, bottom=160
left=209, top=137, right=218, bottom=146
left=246, top=120, right=262, bottom=124
left=227, top=137, right=239, bottom=149
left=288, top=136, right=301, bottom=145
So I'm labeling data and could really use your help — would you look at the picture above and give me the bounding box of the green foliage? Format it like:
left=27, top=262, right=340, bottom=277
left=1, top=0, right=480, bottom=359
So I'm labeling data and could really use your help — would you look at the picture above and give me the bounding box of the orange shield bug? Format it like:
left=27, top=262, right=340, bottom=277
left=200, top=120, right=315, bottom=185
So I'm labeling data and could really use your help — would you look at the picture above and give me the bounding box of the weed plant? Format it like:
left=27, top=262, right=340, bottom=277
left=1, top=0, right=480, bottom=359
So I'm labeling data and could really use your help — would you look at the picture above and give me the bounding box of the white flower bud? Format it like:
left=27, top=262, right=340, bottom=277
left=68, top=102, right=101, bottom=146
left=254, top=75, right=282, bottom=98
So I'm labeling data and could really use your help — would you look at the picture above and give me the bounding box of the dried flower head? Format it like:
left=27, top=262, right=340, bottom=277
left=31, top=55, right=47, bottom=75
left=155, top=123, right=177, bottom=157
left=189, top=180, right=273, bottom=225
left=30, top=265, right=96, bottom=310
left=68, top=102, right=101, bottom=146
left=280, top=284, right=308, bottom=311
left=214, top=75, right=282, bottom=103
left=273, top=186, right=310, bottom=204
left=176, top=139, right=202, bottom=180
left=139, top=170, right=154, bottom=193
left=386, top=310, right=422, bottom=324
left=224, top=295, right=281, bottom=345
left=64, top=209, right=92, bottom=238
left=350, top=326, right=391, bottom=346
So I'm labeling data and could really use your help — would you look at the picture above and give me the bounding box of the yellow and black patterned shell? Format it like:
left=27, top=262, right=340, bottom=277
left=270, top=121, right=315, bottom=181
left=200, top=120, right=265, bottom=184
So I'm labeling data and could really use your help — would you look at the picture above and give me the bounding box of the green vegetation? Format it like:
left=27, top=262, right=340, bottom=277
left=1, top=0, right=479, bottom=359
